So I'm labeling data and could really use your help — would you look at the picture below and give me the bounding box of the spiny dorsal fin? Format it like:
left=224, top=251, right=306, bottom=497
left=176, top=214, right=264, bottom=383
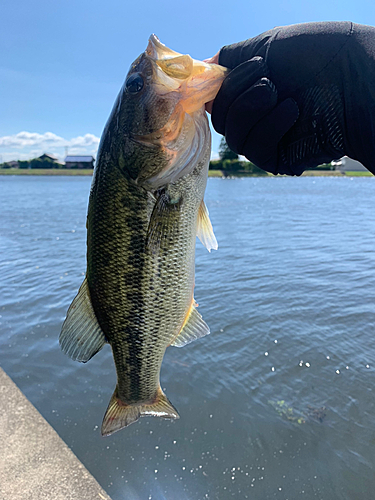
left=197, top=200, right=218, bottom=252
left=170, top=299, right=210, bottom=347
left=101, top=386, right=179, bottom=436
left=59, top=277, right=107, bottom=363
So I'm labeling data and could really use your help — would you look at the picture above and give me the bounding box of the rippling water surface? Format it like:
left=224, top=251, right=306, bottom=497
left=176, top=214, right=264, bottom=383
left=1, top=175, right=375, bottom=499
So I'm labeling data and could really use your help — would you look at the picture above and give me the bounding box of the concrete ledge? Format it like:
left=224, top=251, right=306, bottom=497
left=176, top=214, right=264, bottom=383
left=0, top=368, right=111, bottom=500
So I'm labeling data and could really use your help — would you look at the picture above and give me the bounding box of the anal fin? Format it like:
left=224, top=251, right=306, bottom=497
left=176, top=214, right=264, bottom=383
left=170, top=299, right=210, bottom=347
left=101, top=386, right=179, bottom=436
left=59, top=277, right=107, bottom=362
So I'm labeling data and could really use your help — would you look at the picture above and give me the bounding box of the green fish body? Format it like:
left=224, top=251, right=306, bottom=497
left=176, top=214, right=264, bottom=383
left=60, top=36, right=227, bottom=435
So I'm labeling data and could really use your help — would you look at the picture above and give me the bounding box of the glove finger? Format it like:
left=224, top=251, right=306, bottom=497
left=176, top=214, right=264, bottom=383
left=242, top=98, right=299, bottom=174
left=225, top=77, right=278, bottom=154
left=211, top=56, right=269, bottom=135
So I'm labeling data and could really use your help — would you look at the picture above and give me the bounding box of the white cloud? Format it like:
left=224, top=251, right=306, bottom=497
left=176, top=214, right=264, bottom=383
left=0, top=131, right=65, bottom=149
left=69, top=133, right=100, bottom=148
left=0, top=131, right=100, bottom=163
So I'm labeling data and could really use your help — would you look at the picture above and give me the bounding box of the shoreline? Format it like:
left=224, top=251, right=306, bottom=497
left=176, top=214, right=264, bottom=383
left=209, top=170, right=373, bottom=177
left=0, top=367, right=111, bottom=500
left=0, top=168, right=94, bottom=176
left=0, top=168, right=372, bottom=177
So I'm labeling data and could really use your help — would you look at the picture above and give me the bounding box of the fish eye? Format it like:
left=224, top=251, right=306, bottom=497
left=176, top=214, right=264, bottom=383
left=126, top=73, right=144, bottom=94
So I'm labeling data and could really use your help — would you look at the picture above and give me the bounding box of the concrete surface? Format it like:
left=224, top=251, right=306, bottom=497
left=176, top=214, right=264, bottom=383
left=0, top=367, right=111, bottom=500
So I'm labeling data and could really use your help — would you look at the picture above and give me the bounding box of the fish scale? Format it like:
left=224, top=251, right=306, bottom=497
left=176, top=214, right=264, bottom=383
left=93, top=154, right=207, bottom=428
left=91, top=162, right=201, bottom=401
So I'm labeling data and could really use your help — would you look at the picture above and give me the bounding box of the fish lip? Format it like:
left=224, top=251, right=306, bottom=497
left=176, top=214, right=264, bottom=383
left=146, top=34, right=163, bottom=59
left=146, top=34, right=181, bottom=61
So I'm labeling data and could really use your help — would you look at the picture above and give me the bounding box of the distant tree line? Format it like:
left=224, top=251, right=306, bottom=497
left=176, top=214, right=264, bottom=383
left=210, top=138, right=336, bottom=174
left=209, top=138, right=268, bottom=175
left=1, top=141, right=335, bottom=173
left=19, top=158, right=62, bottom=169
left=0, top=158, right=63, bottom=169
left=0, top=156, right=95, bottom=169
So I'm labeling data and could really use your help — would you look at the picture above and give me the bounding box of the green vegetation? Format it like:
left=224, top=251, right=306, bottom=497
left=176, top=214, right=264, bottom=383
left=209, top=140, right=373, bottom=177
left=0, top=154, right=94, bottom=171
left=18, top=158, right=60, bottom=169
left=302, top=170, right=343, bottom=176
left=2, top=141, right=372, bottom=178
left=302, top=170, right=373, bottom=176
left=209, top=138, right=268, bottom=176
left=268, top=400, right=306, bottom=424
left=0, top=168, right=94, bottom=176
left=312, top=162, right=336, bottom=171
left=209, top=158, right=268, bottom=175
left=207, top=170, right=225, bottom=178
left=344, top=171, right=373, bottom=176
left=2, top=167, right=370, bottom=177
left=218, top=137, right=239, bottom=161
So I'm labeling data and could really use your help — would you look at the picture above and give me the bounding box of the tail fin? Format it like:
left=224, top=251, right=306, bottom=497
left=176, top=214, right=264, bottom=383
left=101, top=386, right=179, bottom=436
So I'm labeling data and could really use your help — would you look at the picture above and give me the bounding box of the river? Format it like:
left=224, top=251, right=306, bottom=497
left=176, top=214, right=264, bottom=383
left=1, top=175, right=375, bottom=499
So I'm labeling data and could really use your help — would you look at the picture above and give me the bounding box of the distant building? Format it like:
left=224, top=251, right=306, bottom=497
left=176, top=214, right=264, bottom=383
left=334, top=156, right=367, bottom=172
left=2, top=160, right=19, bottom=169
left=38, top=153, right=59, bottom=162
left=64, top=155, right=95, bottom=169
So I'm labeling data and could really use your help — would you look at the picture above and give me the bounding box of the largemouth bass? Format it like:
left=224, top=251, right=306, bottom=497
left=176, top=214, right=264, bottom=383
left=59, top=35, right=227, bottom=436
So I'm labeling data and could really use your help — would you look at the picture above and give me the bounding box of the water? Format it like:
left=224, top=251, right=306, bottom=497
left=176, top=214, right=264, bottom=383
left=1, top=175, right=375, bottom=499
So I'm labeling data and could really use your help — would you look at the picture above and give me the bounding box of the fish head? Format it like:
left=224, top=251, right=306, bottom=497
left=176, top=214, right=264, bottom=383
left=101, top=35, right=228, bottom=189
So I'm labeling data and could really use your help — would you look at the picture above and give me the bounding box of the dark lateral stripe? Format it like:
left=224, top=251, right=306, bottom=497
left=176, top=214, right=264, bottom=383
left=122, top=193, right=147, bottom=401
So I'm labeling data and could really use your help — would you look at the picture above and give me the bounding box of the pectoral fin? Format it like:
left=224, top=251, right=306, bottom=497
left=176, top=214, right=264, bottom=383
left=59, top=277, right=107, bottom=362
left=146, top=190, right=182, bottom=253
left=197, top=200, right=218, bottom=252
left=147, top=191, right=157, bottom=221
left=170, top=299, right=210, bottom=347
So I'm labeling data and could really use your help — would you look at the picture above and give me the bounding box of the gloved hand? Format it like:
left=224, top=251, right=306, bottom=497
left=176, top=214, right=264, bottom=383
left=208, top=22, right=375, bottom=175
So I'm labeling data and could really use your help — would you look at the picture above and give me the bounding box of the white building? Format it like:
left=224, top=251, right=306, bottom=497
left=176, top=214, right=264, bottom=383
left=333, top=156, right=367, bottom=172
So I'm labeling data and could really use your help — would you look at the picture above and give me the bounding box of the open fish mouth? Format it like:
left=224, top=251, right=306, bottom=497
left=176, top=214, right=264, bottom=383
left=146, top=34, right=228, bottom=114
left=133, top=35, right=228, bottom=188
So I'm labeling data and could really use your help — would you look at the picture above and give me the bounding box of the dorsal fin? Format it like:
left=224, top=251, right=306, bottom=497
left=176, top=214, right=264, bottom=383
left=59, top=277, right=107, bottom=362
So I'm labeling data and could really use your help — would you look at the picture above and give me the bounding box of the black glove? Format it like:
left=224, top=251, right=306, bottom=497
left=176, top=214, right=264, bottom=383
left=211, top=22, right=375, bottom=175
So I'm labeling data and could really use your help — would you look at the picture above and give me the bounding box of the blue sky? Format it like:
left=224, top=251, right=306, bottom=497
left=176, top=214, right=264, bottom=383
left=1, top=0, right=375, bottom=163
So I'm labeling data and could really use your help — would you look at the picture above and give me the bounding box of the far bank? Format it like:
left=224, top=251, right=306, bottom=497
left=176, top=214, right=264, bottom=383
left=0, top=168, right=373, bottom=177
